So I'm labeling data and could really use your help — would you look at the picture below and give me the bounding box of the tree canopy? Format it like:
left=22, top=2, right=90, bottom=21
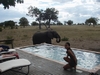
left=27, top=6, right=43, bottom=29
left=4, top=20, right=15, bottom=29
left=31, top=21, right=38, bottom=26
left=0, top=0, right=23, bottom=9
left=19, top=17, right=29, bottom=27
left=45, top=8, right=58, bottom=28
left=67, top=20, right=73, bottom=25
left=85, top=17, right=99, bottom=27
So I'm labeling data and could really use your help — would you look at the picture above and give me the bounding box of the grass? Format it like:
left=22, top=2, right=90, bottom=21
left=0, top=25, right=100, bottom=52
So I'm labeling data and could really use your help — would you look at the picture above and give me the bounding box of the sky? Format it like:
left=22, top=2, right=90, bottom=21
left=0, top=0, right=100, bottom=24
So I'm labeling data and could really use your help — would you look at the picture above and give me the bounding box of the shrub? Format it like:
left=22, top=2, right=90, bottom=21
left=62, top=37, right=69, bottom=41
left=21, top=35, right=28, bottom=40
left=6, top=36, right=13, bottom=39
left=0, top=27, right=2, bottom=32
left=23, top=35, right=28, bottom=38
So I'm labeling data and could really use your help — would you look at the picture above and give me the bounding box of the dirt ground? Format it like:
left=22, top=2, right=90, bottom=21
left=0, top=25, right=100, bottom=52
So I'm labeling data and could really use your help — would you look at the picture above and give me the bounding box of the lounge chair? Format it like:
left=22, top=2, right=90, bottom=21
left=0, top=59, right=31, bottom=75
left=0, top=56, right=16, bottom=63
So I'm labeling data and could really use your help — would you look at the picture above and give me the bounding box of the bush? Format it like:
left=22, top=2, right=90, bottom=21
left=6, top=36, right=13, bottom=39
left=62, top=37, right=69, bottom=41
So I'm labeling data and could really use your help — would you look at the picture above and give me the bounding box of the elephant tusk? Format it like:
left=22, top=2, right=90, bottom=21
left=56, top=38, right=61, bottom=43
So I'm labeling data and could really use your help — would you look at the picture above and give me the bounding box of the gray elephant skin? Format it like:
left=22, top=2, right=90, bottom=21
left=32, top=30, right=61, bottom=44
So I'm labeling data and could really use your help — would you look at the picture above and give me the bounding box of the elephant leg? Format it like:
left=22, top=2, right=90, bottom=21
left=45, top=39, right=51, bottom=44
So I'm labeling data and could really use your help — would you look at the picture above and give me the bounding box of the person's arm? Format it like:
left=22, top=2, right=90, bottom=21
left=66, top=51, right=70, bottom=58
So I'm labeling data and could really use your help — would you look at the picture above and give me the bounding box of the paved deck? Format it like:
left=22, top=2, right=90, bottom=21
left=1, top=50, right=100, bottom=75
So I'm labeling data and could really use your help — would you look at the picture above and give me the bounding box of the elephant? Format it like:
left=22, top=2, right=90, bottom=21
left=32, top=30, right=61, bottom=44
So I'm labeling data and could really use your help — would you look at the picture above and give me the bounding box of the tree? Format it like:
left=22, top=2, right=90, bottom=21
left=45, top=8, right=58, bottom=28
left=19, top=17, right=29, bottom=27
left=0, top=22, right=4, bottom=27
left=67, top=20, right=73, bottom=25
left=0, top=0, right=24, bottom=9
left=85, top=17, right=98, bottom=27
left=27, top=6, right=59, bottom=29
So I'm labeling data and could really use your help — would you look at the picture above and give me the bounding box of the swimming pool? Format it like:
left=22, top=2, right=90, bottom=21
left=18, top=43, right=100, bottom=72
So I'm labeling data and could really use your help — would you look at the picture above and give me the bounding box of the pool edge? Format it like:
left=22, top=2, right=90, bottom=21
left=15, top=44, right=100, bottom=73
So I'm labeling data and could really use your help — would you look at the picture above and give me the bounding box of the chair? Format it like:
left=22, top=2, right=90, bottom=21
left=0, top=59, right=31, bottom=75
left=0, top=56, right=16, bottom=63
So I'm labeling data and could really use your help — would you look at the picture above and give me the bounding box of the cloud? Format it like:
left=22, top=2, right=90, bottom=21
left=96, top=0, right=100, bottom=2
left=0, top=0, right=100, bottom=24
left=0, top=7, right=26, bottom=22
left=59, top=0, right=100, bottom=22
left=53, top=0, right=73, bottom=4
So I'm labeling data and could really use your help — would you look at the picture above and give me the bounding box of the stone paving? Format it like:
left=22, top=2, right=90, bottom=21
left=1, top=49, right=100, bottom=75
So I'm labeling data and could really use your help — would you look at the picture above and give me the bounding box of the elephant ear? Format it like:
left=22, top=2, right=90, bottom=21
left=47, top=31, right=53, bottom=39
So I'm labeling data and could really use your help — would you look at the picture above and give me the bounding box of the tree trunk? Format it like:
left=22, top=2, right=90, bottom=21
left=48, top=19, right=51, bottom=28
left=39, top=20, right=41, bottom=29
left=93, top=24, right=95, bottom=27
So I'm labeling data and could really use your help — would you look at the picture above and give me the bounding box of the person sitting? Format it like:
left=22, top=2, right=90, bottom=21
left=63, top=42, right=77, bottom=70
left=0, top=45, right=19, bottom=59
left=0, top=51, right=19, bottom=59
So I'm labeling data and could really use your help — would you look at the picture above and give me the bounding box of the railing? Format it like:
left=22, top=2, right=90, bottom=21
left=0, top=39, right=14, bottom=48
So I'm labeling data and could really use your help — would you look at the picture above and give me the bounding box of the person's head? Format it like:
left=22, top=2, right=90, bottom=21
left=65, top=42, right=70, bottom=49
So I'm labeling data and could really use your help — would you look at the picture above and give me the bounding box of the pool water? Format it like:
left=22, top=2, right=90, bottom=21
left=20, top=44, right=100, bottom=70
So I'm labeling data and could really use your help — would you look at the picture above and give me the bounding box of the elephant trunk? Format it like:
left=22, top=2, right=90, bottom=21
left=56, top=36, right=61, bottom=43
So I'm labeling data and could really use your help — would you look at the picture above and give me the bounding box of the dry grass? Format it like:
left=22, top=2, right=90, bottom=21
left=0, top=25, right=100, bottom=52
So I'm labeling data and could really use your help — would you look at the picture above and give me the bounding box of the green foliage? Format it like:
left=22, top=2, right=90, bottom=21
left=62, top=37, right=69, bottom=41
left=0, top=27, right=2, bottom=32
